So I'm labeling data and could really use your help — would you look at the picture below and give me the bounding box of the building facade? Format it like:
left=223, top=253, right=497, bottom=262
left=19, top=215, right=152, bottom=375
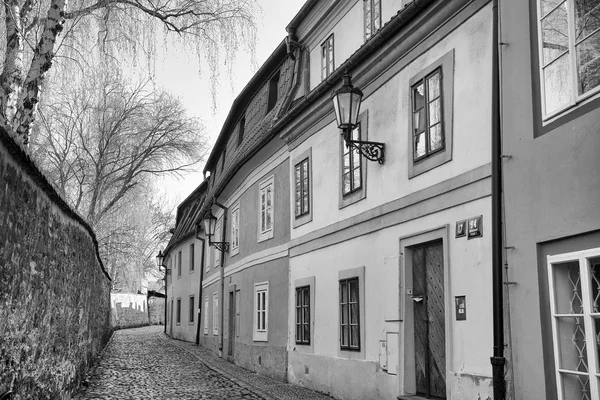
left=501, top=1, right=600, bottom=400
left=164, top=182, right=207, bottom=343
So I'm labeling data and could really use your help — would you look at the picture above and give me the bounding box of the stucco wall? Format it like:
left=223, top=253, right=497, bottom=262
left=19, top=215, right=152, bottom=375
left=0, top=129, right=112, bottom=399
left=500, top=1, right=600, bottom=399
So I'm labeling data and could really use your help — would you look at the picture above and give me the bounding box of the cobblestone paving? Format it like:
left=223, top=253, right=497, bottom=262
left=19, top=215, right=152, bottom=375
left=74, top=326, right=333, bottom=400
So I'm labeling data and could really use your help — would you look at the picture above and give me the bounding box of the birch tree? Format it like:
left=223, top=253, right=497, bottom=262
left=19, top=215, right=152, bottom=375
left=0, top=0, right=257, bottom=147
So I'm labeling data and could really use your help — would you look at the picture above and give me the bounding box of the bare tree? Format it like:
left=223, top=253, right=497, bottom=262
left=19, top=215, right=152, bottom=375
left=0, top=0, right=257, bottom=147
left=30, top=68, right=206, bottom=290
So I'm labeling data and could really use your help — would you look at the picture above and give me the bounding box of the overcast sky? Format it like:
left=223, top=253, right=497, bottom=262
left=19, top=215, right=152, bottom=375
left=154, top=0, right=306, bottom=207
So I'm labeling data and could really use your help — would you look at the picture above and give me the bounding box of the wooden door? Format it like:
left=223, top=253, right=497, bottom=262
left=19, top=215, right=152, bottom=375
left=412, top=240, right=446, bottom=399
left=228, top=291, right=235, bottom=358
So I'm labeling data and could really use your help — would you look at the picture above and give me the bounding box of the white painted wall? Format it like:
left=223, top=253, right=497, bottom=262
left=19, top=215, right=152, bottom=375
left=293, top=6, right=492, bottom=240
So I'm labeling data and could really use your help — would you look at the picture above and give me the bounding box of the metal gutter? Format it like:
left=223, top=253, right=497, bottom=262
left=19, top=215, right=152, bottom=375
left=490, top=0, right=506, bottom=398
left=285, top=0, right=320, bottom=34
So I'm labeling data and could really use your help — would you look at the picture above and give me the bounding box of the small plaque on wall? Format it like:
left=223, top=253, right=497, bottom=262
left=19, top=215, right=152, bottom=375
left=455, top=220, right=467, bottom=238
left=455, top=296, right=466, bottom=321
left=468, top=215, right=483, bottom=239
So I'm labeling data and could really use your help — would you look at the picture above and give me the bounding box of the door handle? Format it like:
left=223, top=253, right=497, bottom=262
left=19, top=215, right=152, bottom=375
left=411, top=295, right=423, bottom=303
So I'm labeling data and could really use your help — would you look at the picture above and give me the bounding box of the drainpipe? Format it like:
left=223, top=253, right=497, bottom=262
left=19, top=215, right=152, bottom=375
left=491, top=0, right=505, bottom=399
left=164, top=267, right=168, bottom=334
left=213, top=200, right=228, bottom=355
left=195, top=233, right=206, bottom=345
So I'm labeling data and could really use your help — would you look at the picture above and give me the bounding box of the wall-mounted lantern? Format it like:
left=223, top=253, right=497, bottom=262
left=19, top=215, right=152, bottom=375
left=332, top=72, right=385, bottom=164
left=155, top=249, right=171, bottom=275
left=202, top=210, right=229, bottom=253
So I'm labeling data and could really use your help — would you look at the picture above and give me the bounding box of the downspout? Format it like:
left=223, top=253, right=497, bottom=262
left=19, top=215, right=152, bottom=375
left=491, top=0, right=506, bottom=399
left=213, top=200, right=228, bottom=355
left=164, top=266, right=168, bottom=334
left=195, top=232, right=206, bottom=345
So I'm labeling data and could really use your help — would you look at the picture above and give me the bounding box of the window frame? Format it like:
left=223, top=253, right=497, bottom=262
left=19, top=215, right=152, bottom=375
left=267, top=71, right=280, bottom=113
left=189, top=295, right=195, bottom=324
left=189, top=243, right=195, bottom=272
left=177, top=250, right=182, bottom=278
left=321, top=34, right=335, bottom=81
left=408, top=50, right=454, bottom=178
left=176, top=297, right=181, bottom=325
left=339, top=277, right=361, bottom=351
left=295, top=285, right=311, bottom=345
left=231, top=203, right=240, bottom=256
left=411, top=68, right=445, bottom=162
left=547, top=248, right=600, bottom=400
left=212, top=292, right=219, bottom=336
left=294, top=158, right=310, bottom=218
left=339, top=112, right=368, bottom=209
left=214, top=219, right=222, bottom=266
left=364, top=0, right=382, bottom=41
left=253, top=282, right=269, bottom=342
left=258, top=175, right=275, bottom=242
left=536, top=0, right=600, bottom=121
left=203, top=296, right=209, bottom=334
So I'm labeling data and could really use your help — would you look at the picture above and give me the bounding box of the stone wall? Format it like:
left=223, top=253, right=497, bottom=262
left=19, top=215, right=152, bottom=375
left=0, top=128, right=112, bottom=399
left=110, top=293, right=148, bottom=329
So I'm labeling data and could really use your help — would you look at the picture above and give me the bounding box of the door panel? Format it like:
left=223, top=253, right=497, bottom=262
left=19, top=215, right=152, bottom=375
left=413, top=240, right=446, bottom=399
left=228, top=291, right=235, bottom=358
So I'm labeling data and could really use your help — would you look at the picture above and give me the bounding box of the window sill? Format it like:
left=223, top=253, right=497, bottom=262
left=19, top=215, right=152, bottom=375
left=339, top=187, right=366, bottom=209
left=258, top=230, right=274, bottom=243
left=542, top=89, right=600, bottom=126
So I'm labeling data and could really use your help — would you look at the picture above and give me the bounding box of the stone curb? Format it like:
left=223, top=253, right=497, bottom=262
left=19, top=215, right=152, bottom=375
left=156, top=333, right=277, bottom=400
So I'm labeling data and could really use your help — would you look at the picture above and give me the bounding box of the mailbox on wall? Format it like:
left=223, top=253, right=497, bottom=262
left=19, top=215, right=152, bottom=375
left=455, top=295, right=466, bottom=321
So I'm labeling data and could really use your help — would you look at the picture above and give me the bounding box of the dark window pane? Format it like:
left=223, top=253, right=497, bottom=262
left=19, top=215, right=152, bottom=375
left=414, top=132, right=426, bottom=158
left=342, top=325, right=349, bottom=346
left=575, top=0, right=600, bottom=41
left=413, top=110, right=425, bottom=133
left=351, top=325, right=359, bottom=347
left=413, top=84, right=425, bottom=109
left=304, top=323, right=310, bottom=342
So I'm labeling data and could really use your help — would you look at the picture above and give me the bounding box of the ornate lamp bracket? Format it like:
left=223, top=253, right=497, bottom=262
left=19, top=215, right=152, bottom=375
left=211, top=241, right=230, bottom=253
left=343, top=129, right=386, bottom=164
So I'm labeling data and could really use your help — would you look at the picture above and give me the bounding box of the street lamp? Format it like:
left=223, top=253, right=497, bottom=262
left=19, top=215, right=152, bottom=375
left=202, top=210, right=229, bottom=253
left=155, top=249, right=170, bottom=274
left=332, top=72, right=385, bottom=164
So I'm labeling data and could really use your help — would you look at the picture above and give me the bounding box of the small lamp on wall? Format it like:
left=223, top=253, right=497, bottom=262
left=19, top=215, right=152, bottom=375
left=332, top=72, right=385, bottom=164
left=202, top=210, right=229, bottom=253
left=155, top=249, right=170, bottom=274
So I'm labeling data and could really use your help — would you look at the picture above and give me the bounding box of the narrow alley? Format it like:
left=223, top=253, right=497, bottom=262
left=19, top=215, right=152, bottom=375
left=73, top=326, right=331, bottom=400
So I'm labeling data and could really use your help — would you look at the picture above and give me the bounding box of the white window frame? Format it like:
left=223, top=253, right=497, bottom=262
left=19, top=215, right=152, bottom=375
left=253, top=282, right=269, bottom=342
left=214, top=219, right=222, bottom=266
left=258, top=176, right=274, bottom=242
left=212, top=292, right=219, bottom=335
left=536, top=0, right=600, bottom=120
left=321, top=34, right=335, bottom=81
left=547, top=247, right=600, bottom=400
left=231, top=203, right=240, bottom=256
left=203, top=297, right=209, bottom=334
left=364, top=0, right=381, bottom=41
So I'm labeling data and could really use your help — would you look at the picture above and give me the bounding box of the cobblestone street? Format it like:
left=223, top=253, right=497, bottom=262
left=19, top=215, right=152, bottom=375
left=74, top=326, right=332, bottom=400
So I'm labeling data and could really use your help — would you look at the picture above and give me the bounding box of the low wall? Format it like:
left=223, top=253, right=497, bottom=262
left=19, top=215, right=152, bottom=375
left=110, top=293, right=149, bottom=328
left=0, top=128, right=112, bottom=399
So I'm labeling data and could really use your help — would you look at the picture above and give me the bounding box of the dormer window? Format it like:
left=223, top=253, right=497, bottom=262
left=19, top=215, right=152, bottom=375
left=267, top=71, right=280, bottom=112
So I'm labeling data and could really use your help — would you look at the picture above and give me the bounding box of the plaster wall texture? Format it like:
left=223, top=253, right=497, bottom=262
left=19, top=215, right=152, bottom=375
left=292, top=5, right=492, bottom=240
left=110, top=293, right=148, bottom=328
left=288, top=196, right=492, bottom=400
left=499, top=1, right=600, bottom=399
left=165, top=235, right=202, bottom=343
left=0, top=131, right=112, bottom=399
left=200, top=256, right=289, bottom=380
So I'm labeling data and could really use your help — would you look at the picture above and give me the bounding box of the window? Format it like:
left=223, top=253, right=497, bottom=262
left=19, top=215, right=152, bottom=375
left=189, top=295, right=195, bottom=323
left=177, top=250, right=182, bottom=277
left=258, top=176, right=274, bottom=242
left=267, top=71, right=280, bottom=112
left=342, top=124, right=363, bottom=196
left=411, top=69, right=444, bottom=161
left=214, top=219, right=221, bottom=266
left=231, top=204, right=240, bottom=256
left=295, top=286, right=310, bottom=345
left=203, top=297, right=209, bottom=334
left=364, top=0, right=381, bottom=40
left=547, top=248, right=600, bottom=400
left=238, top=115, right=245, bottom=146
left=176, top=298, right=181, bottom=325
left=189, top=243, right=195, bottom=272
left=235, top=289, right=241, bottom=337
left=537, top=0, right=600, bottom=118
left=321, top=34, right=335, bottom=80
left=339, top=278, right=360, bottom=350
left=408, top=50, right=454, bottom=178
left=253, top=282, right=269, bottom=341
left=294, top=158, right=310, bottom=218
left=212, top=292, right=219, bottom=335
